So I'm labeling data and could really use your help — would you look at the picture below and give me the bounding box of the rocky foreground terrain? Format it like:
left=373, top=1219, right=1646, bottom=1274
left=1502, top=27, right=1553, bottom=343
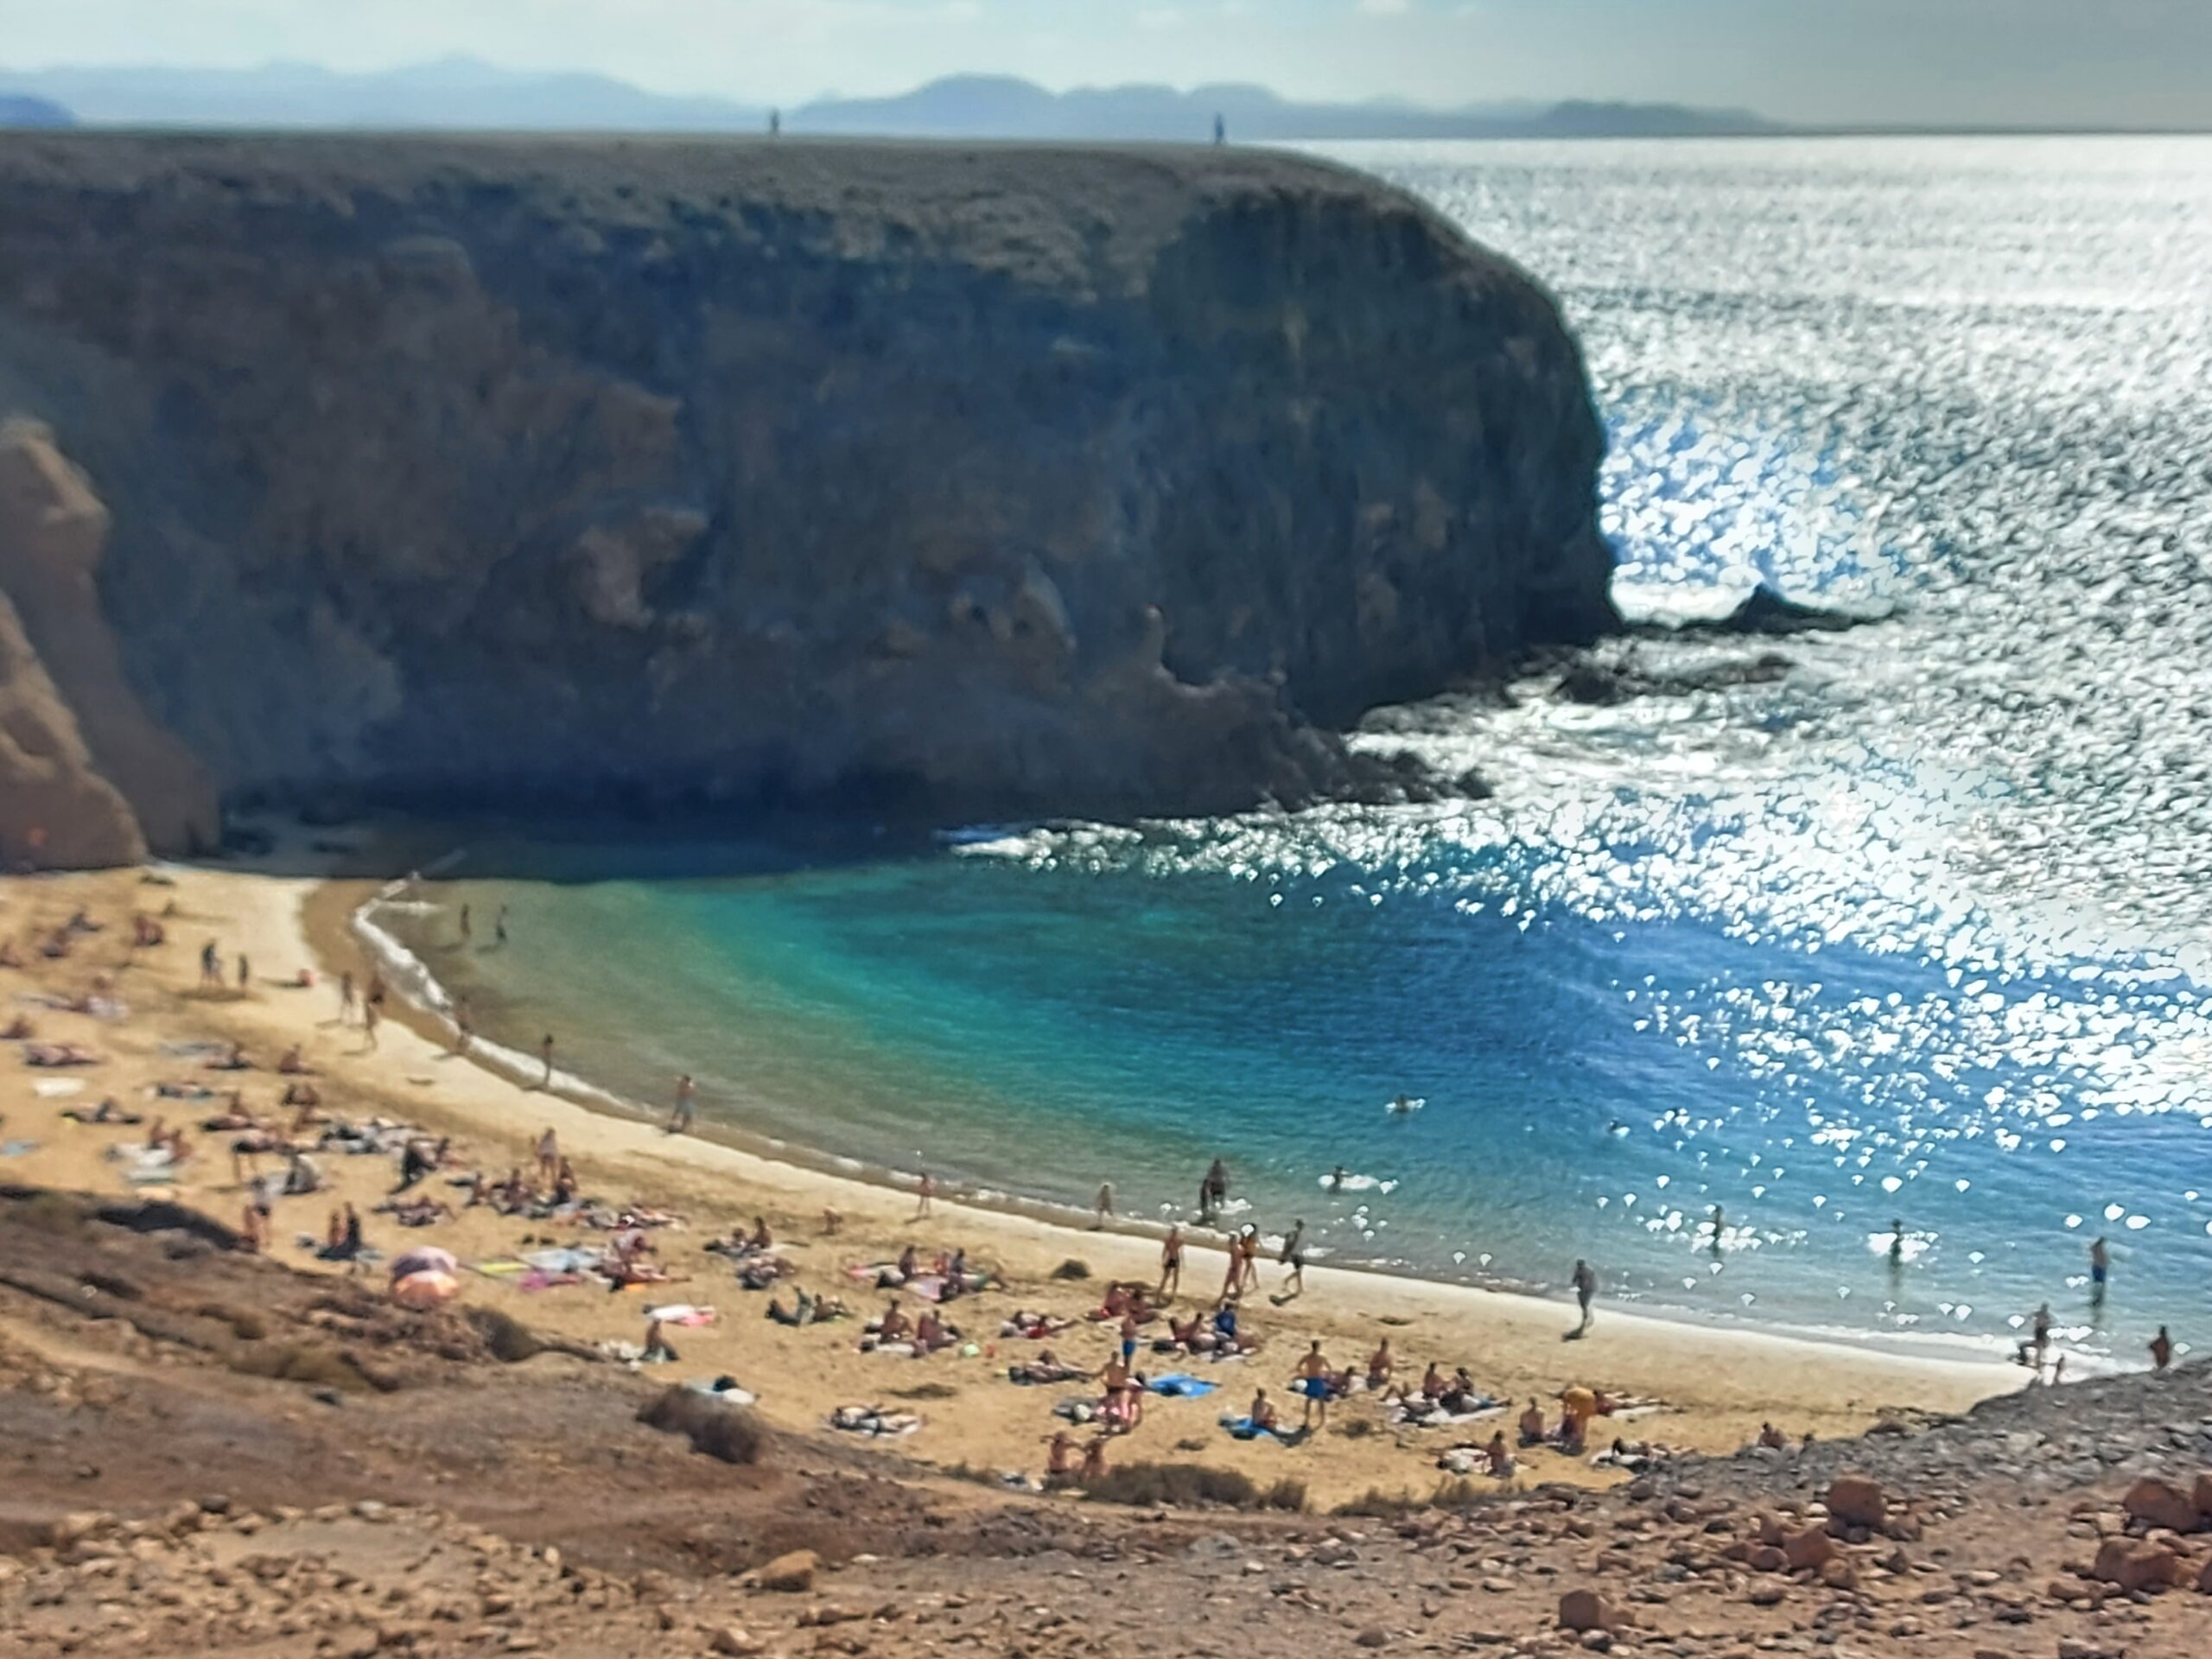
left=3, top=1185, right=2209, bottom=1659
left=0, top=135, right=1614, bottom=867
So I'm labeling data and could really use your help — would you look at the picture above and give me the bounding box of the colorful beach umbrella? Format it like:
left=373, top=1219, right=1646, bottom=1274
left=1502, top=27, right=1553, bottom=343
left=388, top=1246, right=459, bottom=1281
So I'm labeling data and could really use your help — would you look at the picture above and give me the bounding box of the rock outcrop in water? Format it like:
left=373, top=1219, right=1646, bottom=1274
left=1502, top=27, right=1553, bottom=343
left=0, top=135, right=1614, bottom=863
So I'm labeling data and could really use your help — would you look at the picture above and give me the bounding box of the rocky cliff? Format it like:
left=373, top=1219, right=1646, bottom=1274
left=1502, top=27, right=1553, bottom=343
left=0, top=134, right=1613, bottom=862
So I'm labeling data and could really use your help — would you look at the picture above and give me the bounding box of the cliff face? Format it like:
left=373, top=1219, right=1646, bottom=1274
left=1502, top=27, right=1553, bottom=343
left=0, top=135, right=1613, bottom=854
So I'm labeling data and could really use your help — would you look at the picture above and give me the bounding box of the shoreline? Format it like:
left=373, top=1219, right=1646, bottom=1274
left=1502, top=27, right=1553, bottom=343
left=339, top=861, right=2041, bottom=1380
left=3, top=852, right=2026, bottom=1510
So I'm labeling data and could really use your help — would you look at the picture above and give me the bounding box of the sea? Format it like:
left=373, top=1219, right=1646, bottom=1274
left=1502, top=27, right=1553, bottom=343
left=372, top=137, right=2212, bottom=1370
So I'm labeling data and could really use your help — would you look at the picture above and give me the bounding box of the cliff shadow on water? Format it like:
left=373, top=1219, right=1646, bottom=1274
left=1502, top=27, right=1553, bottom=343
left=0, top=133, right=1615, bottom=868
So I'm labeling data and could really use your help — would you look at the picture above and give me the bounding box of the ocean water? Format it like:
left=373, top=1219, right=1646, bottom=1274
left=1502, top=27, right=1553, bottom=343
left=380, top=137, right=2212, bottom=1368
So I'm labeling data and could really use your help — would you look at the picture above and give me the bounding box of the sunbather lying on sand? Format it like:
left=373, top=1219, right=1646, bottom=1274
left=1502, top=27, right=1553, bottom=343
left=1008, top=1348, right=1092, bottom=1385
left=1001, top=1311, right=1076, bottom=1340
left=828, top=1405, right=921, bottom=1438
left=61, top=1098, right=143, bottom=1127
left=205, top=1043, right=251, bottom=1071
left=23, top=1042, right=101, bottom=1067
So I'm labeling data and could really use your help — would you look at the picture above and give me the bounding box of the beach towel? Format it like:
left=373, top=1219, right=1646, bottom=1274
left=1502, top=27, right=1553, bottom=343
left=1145, top=1374, right=1218, bottom=1399
left=470, top=1258, right=529, bottom=1277
left=31, top=1078, right=84, bottom=1098
left=1218, top=1414, right=1299, bottom=1443
left=684, top=1379, right=759, bottom=1406
left=1387, top=1399, right=1504, bottom=1429
left=829, top=1406, right=921, bottom=1438
left=645, top=1303, right=718, bottom=1327
left=518, top=1270, right=583, bottom=1292
left=1, top=1140, right=37, bottom=1157
left=522, top=1246, right=602, bottom=1274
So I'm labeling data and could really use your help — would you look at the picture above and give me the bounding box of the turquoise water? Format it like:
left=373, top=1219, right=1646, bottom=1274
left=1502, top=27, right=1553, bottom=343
left=385, top=137, right=2212, bottom=1368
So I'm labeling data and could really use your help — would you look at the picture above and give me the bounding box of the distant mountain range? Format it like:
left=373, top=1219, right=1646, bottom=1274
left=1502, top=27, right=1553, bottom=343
left=0, top=92, right=72, bottom=128
left=0, top=59, right=1782, bottom=141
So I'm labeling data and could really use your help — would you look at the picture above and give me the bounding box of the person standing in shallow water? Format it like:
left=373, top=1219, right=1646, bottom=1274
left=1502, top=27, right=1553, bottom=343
left=2150, top=1325, right=2173, bottom=1371
left=538, top=1033, right=556, bottom=1090
left=2089, top=1236, right=2110, bottom=1305
left=667, top=1073, right=696, bottom=1135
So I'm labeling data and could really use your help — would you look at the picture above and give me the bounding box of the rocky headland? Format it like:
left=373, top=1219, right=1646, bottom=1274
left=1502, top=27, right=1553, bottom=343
left=0, top=134, right=1615, bottom=867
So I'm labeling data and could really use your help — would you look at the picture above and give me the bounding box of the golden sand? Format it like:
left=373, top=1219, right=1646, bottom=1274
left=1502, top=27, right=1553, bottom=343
left=0, top=855, right=2020, bottom=1510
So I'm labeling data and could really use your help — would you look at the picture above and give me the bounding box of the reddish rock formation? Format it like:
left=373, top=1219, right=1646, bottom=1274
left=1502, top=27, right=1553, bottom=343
left=0, top=420, right=217, bottom=861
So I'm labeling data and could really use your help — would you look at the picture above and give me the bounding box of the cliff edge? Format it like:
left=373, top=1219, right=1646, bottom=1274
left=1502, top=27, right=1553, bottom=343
left=0, top=134, right=1614, bottom=853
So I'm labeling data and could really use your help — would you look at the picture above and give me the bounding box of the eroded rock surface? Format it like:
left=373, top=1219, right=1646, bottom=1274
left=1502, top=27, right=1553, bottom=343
left=0, top=135, right=1615, bottom=833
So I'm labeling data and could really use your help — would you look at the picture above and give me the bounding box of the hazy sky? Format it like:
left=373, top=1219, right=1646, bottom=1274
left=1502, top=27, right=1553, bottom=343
left=4, top=0, right=2208, bottom=128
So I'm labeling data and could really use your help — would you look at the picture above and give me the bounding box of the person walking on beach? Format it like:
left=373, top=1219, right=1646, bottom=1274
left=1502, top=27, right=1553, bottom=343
left=200, top=939, right=222, bottom=988
left=536, top=1128, right=559, bottom=1186
left=2090, top=1236, right=2110, bottom=1305
left=1280, top=1218, right=1307, bottom=1299
left=458, top=903, right=472, bottom=946
left=1093, top=1182, right=1114, bottom=1229
left=236, top=952, right=251, bottom=991
left=914, top=1171, right=935, bottom=1221
left=451, top=997, right=473, bottom=1057
left=1159, top=1224, right=1184, bottom=1299
left=337, top=970, right=356, bottom=1026
left=1571, top=1258, right=1599, bottom=1334
left=2151, top=1325, right=2173, bottom=1372
left=361, top=998, right=380, bottom=1052
left=494, top=905, right=510, bottom=949
left=667, top=1073, right=697, bottom=1135
left=538, top=1033, right=556, bottom=1090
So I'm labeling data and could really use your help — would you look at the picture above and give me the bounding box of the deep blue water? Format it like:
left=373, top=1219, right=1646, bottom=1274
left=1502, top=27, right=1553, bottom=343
left=385, top=137, right=2212, bottom=1369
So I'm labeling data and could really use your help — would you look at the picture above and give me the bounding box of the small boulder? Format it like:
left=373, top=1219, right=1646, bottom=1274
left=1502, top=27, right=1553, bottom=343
left=1557, top=1589, right=1623, bottom=1632
left=2122, top=1477, right=2200, bottom=1535
left=2090, top=1537, right=2180, bottom=1593
left=1819, top=1558, right=1859, bottom=1592
left=755, top=1548, right=818, bottom=1593
left=1825, top=1476, right=1886, bottom=1531
left=1783, top=1526, right=1838, bottom=1573
left=1748, top=1545, right=1787, bottom=1573
left=709, top=1629, right=763, bottom=1656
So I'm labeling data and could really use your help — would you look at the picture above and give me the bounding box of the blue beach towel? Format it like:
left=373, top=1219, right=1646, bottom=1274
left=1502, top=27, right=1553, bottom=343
left=1146, top=1374, right=1218, bottom=1399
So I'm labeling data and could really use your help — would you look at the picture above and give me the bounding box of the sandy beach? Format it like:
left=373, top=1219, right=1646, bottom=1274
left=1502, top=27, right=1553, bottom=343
left=0, top=852, right=2024, bottom=1510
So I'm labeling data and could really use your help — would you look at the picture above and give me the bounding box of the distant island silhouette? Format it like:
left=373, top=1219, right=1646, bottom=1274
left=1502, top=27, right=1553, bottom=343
left=0, top=59, right=1781, bottom=140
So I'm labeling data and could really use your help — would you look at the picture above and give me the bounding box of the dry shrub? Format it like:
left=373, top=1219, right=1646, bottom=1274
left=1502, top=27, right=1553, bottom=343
left=10, top=1192, right=86, bottom=1238
left=1334, top=1477, right=1488, bottom=1518
left=194, top=1301, right=270, bottom=1341
left=232, top=1342, right=394, bottom=1393
left=890, top=1381, right=957, bottom=1402
left=1084, top=1463, right=1306, bottom=1512
left=639, top=1386, right=766, bottom=1465
left=463, top=1306, right=543, bottom=1363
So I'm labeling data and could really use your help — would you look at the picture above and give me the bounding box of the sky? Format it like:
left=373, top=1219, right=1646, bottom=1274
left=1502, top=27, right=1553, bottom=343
left=3, top=0, right=2209, bottom=129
